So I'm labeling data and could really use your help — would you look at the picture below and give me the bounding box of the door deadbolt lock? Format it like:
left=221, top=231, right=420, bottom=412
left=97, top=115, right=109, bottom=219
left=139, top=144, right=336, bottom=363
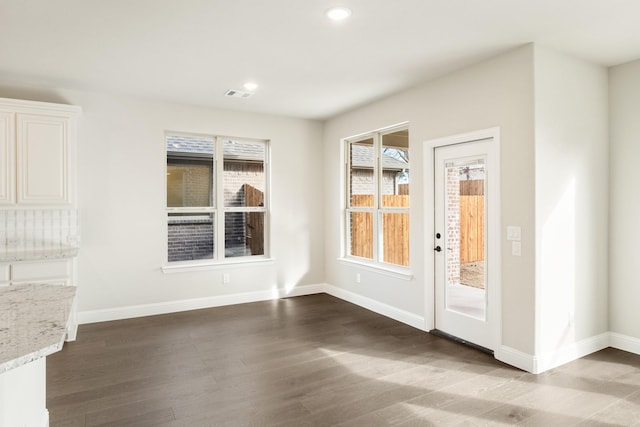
left=436, top=233, right=441, bottom=239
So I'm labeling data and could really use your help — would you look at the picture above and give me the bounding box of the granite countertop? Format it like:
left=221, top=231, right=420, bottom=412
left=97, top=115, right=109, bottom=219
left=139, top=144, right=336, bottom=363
left=0, top=246, right=79, bottom=262
left=0, top=284, right=76, bottom=374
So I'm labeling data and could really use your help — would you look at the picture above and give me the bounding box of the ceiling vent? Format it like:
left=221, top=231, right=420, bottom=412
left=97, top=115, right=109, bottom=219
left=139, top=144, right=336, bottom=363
left=224, top=89, right=253, bottom=99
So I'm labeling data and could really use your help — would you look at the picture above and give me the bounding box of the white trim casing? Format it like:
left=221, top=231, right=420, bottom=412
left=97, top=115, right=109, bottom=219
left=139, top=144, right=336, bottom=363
left=161, top=257, right=274, bottom=274
left=164, top=132, right=270, bottom=266
left=342, top=122, right=410, bottom=269
left=337, top=257, right=413, bottom=280
left=423, top=127, right=501, bottom=348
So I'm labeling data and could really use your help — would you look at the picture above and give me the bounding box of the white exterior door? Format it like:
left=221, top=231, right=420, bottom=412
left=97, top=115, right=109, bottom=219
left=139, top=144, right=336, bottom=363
left=434, top=136, right=499, bottom=351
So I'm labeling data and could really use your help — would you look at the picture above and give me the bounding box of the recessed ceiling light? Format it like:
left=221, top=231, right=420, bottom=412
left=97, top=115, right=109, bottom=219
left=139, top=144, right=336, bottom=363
left=243, top=82, right=258, bottom=91
left=326, top=6, right=352, bottom=21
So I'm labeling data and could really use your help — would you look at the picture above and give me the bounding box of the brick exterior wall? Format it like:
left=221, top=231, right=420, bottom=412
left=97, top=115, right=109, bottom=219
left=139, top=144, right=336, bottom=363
left=350, top=169, right=399, bottom=197
left=167, top=161, right=211, bottom=207
left=167, top=161, right=265, bottom=261
left=225, top=212, right=252, bottom=257
left=223, top=162, right=264, bottom=207
left=167, top=216, right=214, bottom=262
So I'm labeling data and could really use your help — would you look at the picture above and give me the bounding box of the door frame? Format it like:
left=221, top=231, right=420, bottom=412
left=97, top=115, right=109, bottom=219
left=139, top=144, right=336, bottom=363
left=423, top=127, right=501, bottom=350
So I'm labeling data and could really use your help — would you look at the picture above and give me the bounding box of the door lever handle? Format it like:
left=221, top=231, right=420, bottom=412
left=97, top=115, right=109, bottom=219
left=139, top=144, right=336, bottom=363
left=434, top=246, right=442, bottom=252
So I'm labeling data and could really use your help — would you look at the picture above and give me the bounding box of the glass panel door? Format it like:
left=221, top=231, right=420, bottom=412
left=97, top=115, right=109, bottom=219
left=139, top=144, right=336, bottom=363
left=434, top=135, right=496, bottom=351
left=443, top=158, right=486, bottom=320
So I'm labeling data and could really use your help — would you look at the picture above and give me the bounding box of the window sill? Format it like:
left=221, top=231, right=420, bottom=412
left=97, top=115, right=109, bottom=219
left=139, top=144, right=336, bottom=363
left=337, top=258, right=413, bottom=281
left=162, top=258, right=274, bottom=274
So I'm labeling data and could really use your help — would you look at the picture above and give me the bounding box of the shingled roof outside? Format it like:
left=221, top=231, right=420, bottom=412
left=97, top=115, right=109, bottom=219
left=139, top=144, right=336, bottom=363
left=167, top=135, right=264, bottom=161
left=351, top=144, right=408, bottom=171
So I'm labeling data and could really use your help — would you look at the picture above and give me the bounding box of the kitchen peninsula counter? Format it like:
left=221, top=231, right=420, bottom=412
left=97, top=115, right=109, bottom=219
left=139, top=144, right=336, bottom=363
left=0, top=283, right=76, bottom=427
left=0, top=284, right=76, bottom=373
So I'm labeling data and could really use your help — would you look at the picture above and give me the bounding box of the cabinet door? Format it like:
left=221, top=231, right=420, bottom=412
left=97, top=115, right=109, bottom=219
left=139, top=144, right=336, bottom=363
left=16, top=113, right=71, bottom=205
left=0, top=111, right=15, bottom=205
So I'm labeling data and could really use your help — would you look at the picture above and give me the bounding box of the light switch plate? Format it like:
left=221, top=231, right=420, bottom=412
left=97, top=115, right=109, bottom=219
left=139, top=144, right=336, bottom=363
left=512, top=241, right=522, bottom=256
left=507, top=226, right=521, bottom=241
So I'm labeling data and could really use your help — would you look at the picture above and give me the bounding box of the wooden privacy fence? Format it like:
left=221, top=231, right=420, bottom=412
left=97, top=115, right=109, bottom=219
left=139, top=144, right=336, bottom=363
left=460, top=195, right=484, bottom=263
left=243, top=184, right=264, bottom=256
left=349, top=181, right=484, bottom=266
left=460, top=179, right=484, bottom=263
left=350, top=195, right=410, bottom=266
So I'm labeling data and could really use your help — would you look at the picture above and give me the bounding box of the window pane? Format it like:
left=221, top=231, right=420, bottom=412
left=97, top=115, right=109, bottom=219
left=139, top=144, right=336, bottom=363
left=225, top=212, right=265, bottom=257
left=349, top=138, right=375, bottom=207
left=445, top=158, right=486, bottom=320
left=167, top=160, right=213, bottom=207
left=381, top=129, right=409, bottom=207
left=166, top=135, right=214, bottom=208
left=349, top=211, right=373, bottom=260
left=382, top=212, right=410, bottom=267
left=223, top=140, right=265, bottom=207
left=168, top=212, right=214, bottom=262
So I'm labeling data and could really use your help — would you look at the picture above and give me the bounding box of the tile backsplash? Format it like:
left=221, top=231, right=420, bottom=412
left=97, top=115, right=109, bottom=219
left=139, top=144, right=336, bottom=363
left=0, top=209, right=80, bottom=254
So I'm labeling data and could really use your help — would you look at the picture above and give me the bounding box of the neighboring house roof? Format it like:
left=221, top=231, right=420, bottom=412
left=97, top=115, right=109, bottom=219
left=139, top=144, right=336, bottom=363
left=166, top=135, right=264, bottom=161
left=166, top=135, right=405, bottom=169
left=351, top=144, right=408, bottom=171
left=167, top=135, right=213, bottom=155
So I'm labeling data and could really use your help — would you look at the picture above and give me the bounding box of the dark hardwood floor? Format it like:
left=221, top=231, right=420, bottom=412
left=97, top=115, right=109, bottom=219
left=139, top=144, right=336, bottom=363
left=48, top=294, right=640, bottom=426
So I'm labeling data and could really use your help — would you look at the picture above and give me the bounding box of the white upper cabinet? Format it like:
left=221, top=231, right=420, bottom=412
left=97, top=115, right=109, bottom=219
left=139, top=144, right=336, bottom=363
left=0, top=111, right=15, bottom=205
left=0, top=98, right=81, bottom=207
left=17, top=113, right=71, bottom=205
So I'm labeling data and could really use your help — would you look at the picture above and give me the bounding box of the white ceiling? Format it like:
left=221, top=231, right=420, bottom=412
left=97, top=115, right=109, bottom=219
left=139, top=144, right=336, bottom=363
left=1, top=0, right=639, bottom=120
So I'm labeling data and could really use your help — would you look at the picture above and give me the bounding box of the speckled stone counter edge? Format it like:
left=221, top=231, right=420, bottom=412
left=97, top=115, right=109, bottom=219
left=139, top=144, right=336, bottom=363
left=0, top=284, right=77, bottom=374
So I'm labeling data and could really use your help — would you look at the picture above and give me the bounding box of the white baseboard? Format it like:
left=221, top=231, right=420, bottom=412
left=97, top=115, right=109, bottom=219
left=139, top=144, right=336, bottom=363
left=495, top=345, right=536, bottom=373
left=533, top=333, right=610, bottom=374
left=78, top=283, right=426, bottom=332
left=610, top=332, right=640, bottom=355
left=77, top=284, right=640, bottom=374
left=325, top=284, right=426, bottom=330
left=496, top=333, right=611, bottom=374
left=78, top=283, right=326, bottom=324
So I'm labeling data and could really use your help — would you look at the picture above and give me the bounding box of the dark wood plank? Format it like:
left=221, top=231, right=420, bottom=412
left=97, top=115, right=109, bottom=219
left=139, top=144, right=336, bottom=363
left=46, top=294, right=640, bottom=426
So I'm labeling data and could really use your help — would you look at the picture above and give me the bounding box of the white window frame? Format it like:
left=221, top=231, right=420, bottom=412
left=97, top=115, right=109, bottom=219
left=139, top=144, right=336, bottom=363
left=163, top=132, right=270, bottom=272
left=343, top=123, right=410, bottom=273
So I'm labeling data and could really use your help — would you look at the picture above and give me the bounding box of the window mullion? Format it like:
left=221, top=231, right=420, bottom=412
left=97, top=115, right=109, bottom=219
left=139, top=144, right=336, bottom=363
left=374, top=133, right=381, bottom=263
left=214, top=137, right=225, bottom=261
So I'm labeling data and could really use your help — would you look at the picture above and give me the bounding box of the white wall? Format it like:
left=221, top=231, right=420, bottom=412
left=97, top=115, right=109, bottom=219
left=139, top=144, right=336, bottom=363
left=609, top=59, right=640, bottom=343
left=533, top=47, right=609, bottom=361
left=0, top=44, right=625, bottom=372
left=324, top=45, right=537, bottom=355
left=0, top=84, right=325, bottom=316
